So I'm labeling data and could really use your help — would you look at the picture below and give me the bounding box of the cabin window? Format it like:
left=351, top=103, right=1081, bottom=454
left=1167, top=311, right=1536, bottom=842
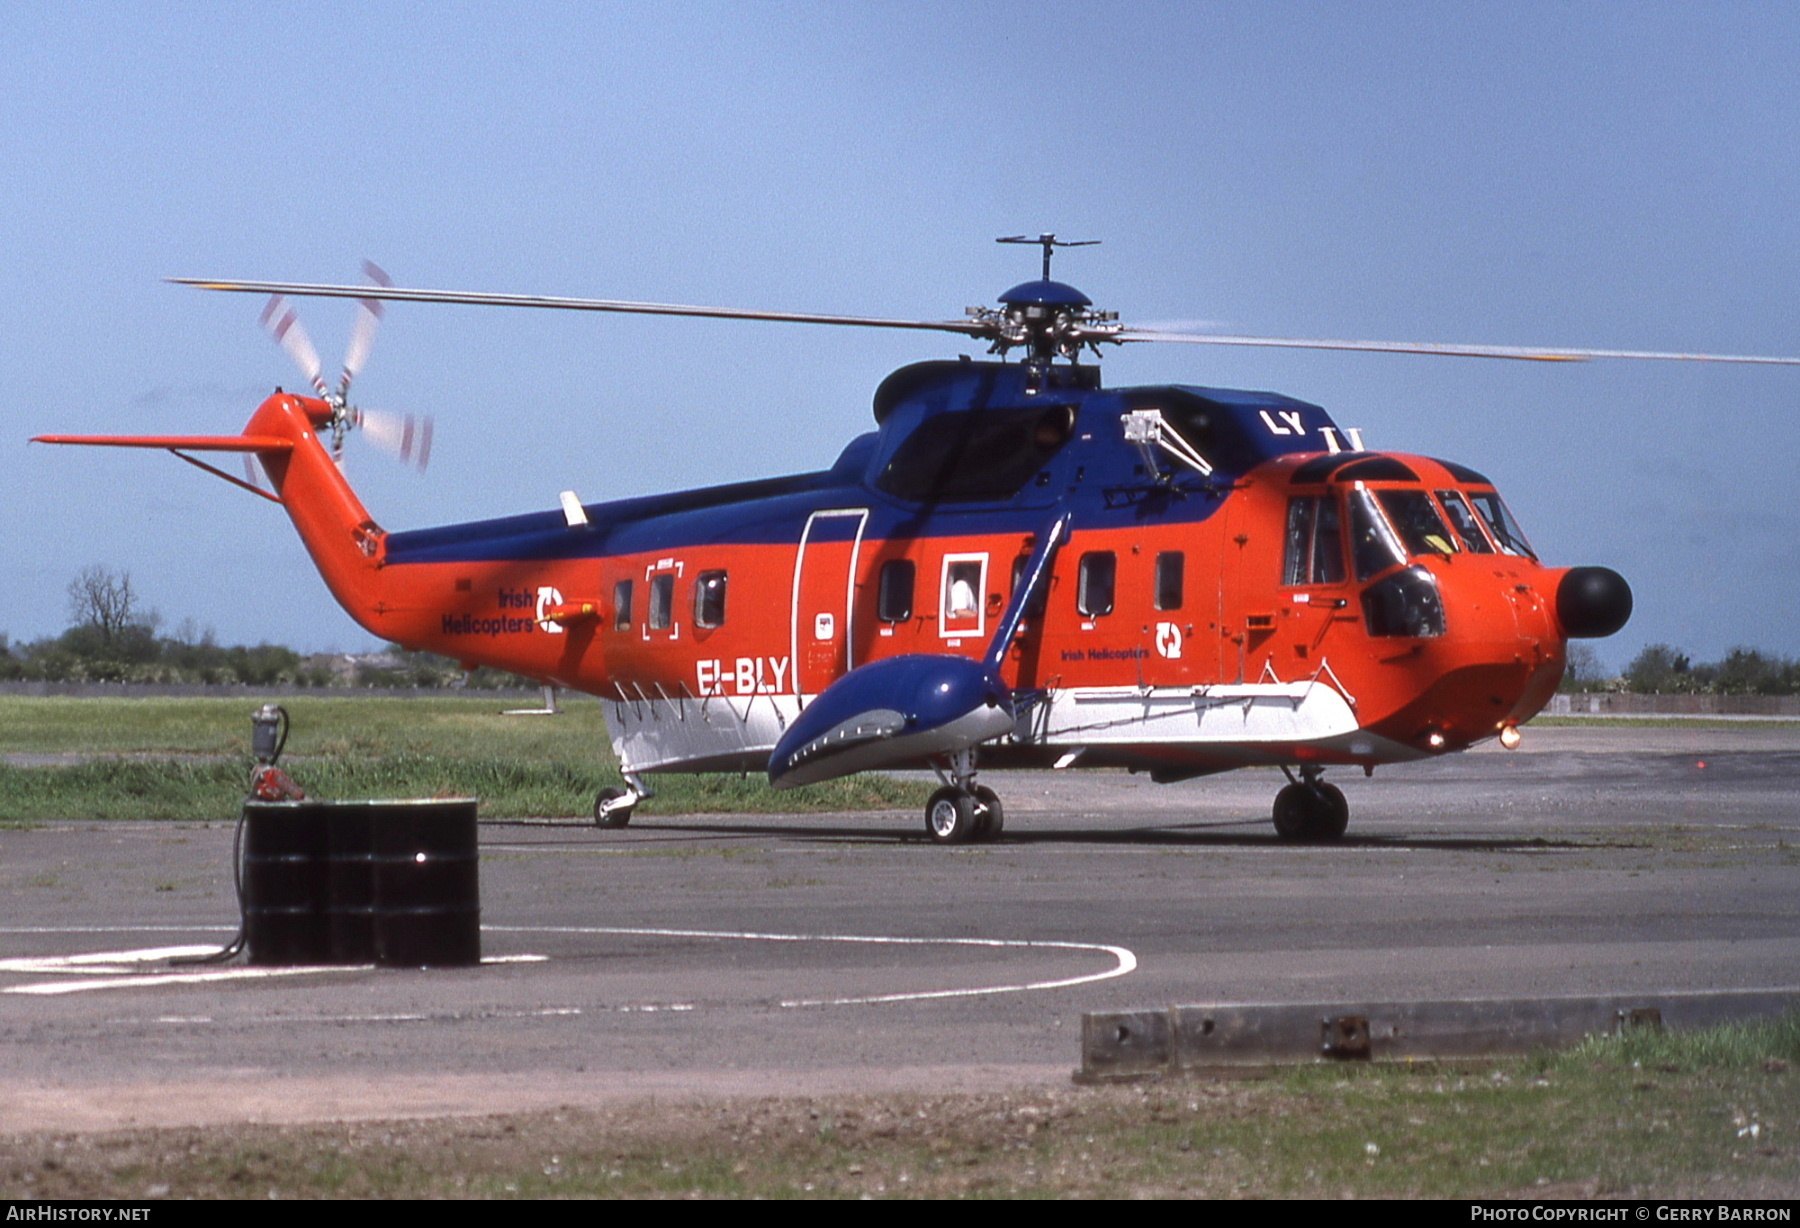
left=1469, top=490, right=1536, bottom=559
left=878, top=559, right=914, bottom=622
left=1078, top=551, right=1116, bottom=617
left=1154, top=552, right=1184, bottom=610
left=612, top=580, right=633, bottom=631
left=693, top=570, right=727, bottom=628
left=648, top=574, right=675, bottom=630
left=1283, top=496, right=1346, bottom=585
left=1010, top=554, right=1048, bottom=618
left=1436, top=490, right=1495, bottom=553
left=1375, top=490, right=1458, bottom=556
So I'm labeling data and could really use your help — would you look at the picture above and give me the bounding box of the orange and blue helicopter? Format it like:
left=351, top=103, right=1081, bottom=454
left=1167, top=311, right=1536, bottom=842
left=38, top=236, right=1800, bottom=843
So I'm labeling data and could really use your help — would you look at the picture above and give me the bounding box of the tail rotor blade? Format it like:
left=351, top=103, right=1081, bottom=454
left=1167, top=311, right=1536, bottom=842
left=271, top=302, right=322, bottom=386
left=339, top=261, right=393, bottom=396
left=356, top=408, right=435, bottom=473
left=259, top=295, right=328, bottom=397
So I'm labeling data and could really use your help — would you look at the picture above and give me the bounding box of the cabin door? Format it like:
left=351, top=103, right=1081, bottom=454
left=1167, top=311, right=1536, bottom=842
left=791, top=508, right=870, bottom=705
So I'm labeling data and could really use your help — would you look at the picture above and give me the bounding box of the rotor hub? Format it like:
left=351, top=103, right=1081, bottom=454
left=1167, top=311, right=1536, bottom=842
left=968, top=279, right=1118, bottom=362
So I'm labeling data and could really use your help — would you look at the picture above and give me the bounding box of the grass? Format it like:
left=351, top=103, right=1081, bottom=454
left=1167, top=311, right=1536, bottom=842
left=0, top=695, right=926, bottom=822
left=4, top=1013, right=1795, bottom=1199
left=1531, top=715, right=1800, bottom=730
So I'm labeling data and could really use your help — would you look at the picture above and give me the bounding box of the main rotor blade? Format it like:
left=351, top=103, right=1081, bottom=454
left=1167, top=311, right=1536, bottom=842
left=174, top=277, right=990, bottom=339
left=1107, top=328, right=1800, bottom=366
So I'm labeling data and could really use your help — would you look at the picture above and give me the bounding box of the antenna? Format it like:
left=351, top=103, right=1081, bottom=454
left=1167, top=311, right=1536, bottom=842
left=997, top=233, right=1100, bottom=281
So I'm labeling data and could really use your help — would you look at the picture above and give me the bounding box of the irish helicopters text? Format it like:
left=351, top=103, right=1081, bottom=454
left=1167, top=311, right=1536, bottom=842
left=38, top=238, right=1798, bottom=843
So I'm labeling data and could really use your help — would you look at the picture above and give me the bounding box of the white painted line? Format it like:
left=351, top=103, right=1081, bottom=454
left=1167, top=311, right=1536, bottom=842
left=0, top=926, right=236, bottom=934
left=0, top=945, right=223, bottom=974
left=0, top=926, right=1138, bottom=1009
left=487, top=925, right=1139, bottom=1007
left=6, top=966, right=360, bottom=996
left=783, top=947, right=1138, bottom=1007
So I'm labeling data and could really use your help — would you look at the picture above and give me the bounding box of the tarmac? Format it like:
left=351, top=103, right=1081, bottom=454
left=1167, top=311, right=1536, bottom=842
left=1, top=724, right=1796, bottom=1131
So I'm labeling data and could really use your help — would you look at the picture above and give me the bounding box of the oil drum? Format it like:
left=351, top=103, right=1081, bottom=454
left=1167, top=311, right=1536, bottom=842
left=242, top=799, right=480, bottom=967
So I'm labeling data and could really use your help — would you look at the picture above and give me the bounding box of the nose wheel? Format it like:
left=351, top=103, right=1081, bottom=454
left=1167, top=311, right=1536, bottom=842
left=1272, top=768, right=1349, bottom=841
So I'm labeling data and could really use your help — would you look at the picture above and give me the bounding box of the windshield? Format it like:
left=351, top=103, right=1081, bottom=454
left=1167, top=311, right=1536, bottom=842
left=1468, top=490, right=1536, bottom=559
left=1375, top=490, right=1458, bottom=556
left=1435, top=490, right=1495, bottom=553
left=1347, top=488, right=1408, bottom=580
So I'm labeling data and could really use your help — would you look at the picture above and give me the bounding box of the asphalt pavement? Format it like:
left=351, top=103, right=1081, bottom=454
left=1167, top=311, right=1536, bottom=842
left=1, top=725, right=1795, bottom=1131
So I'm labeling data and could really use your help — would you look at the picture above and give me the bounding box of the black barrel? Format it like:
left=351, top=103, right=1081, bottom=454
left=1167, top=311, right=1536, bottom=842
left=242, top=800, right=331, bottom=964
left=368, top=799, right=481, bottom=967
left=242, top=799, right=481, bottom=967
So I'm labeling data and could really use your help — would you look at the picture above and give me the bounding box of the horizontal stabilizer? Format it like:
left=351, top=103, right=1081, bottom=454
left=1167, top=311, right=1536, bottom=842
left=32, top=434, right=294, bottom=452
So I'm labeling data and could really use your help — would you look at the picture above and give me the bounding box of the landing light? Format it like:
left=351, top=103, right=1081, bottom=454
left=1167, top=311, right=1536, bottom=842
left=1426, top=731, right=1447, bottom=751
left=1498, top=724, right=1523, bottom=751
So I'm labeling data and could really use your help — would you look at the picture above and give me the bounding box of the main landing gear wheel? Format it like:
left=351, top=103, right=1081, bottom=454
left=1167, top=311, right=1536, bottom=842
left=1272, top=781, right=1349, bottom=842
left=972, top=785, right=1004, bottom=841
left=594, top=786, right=636, bottom=829
left=926, top=786, right=980, bottom=844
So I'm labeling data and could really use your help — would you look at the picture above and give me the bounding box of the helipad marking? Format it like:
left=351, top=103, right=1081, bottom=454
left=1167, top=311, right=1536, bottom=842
left=0, top=928, right=1138, bottom=1005
left=0, top=944, right=223, bottom=974
left=487, top=924, right=1138, bottom=1006
left=0, top=926, right=236, bottom=935
left=7, top=966, right=352, bottom=996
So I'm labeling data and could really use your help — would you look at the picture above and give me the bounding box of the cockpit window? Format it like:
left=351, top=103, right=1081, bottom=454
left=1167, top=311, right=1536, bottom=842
left=1435, top=490, right=1495, bottom=553
left=1435, top=458, right=1494, bottom=485
left=1335, top=456, right=1418, bottom=483
left=1283, top=495, right=1346, bottom=585
left=1469, top=490, right=1536, bottom=559
left=1347, top=488, right=1407, bottom=581
left=1375, top=490, right=1458, bottom=556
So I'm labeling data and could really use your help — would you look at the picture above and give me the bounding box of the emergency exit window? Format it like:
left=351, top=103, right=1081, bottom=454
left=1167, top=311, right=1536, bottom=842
left=945, top=560, right=982, bottom=618
left=648, top=574, right=675, bottom=630
left=612, top=580, right=633, bottom=631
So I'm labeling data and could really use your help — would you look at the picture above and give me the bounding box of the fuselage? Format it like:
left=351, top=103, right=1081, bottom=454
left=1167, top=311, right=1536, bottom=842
left=272, top=357, right=1594, bottom=781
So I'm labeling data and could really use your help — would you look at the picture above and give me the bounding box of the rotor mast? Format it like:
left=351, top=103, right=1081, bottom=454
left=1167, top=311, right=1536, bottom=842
left=979, top=234, right=1118, bottom=364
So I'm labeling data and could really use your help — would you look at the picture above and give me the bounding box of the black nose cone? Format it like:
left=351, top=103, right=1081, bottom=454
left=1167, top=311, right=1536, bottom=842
left=1557, top=566, right=1633, bottom=638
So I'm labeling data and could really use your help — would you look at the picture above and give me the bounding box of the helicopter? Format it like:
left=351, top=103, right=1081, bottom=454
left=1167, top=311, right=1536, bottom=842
left=36, top=236, right=1800, bottom=844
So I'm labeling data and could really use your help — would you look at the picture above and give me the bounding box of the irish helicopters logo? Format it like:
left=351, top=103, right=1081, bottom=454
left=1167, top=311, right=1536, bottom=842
left=534, top=586, right=565, bottom=634
left=1154, top=621, right=1183, bottom=659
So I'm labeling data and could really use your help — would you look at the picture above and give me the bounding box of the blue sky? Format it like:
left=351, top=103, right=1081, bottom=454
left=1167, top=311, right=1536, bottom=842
left=5, top=2, right=1798, bottom=669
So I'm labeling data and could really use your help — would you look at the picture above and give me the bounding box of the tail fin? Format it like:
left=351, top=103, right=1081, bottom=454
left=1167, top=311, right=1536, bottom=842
left=35, top=392, right=394, bottom=638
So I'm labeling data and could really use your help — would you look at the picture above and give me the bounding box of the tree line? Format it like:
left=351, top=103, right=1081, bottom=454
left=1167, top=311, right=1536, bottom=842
left=1563, top=641, right=1800, bottom=695
left=0, top=565, right=531, bottom=689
